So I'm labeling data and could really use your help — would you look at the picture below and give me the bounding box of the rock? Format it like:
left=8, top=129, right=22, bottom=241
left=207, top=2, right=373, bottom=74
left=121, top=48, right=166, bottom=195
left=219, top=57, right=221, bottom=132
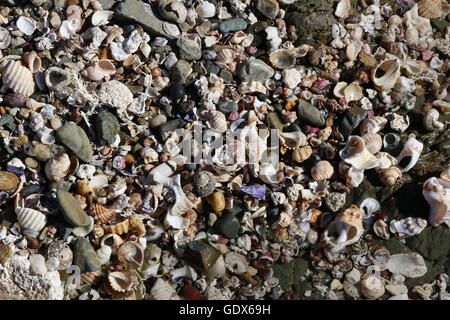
left=338, top=106, right=368, bottom=138
left=385, top=284, right=408, bottom=296
left=183, top=284, right=204, bottom=300
left=411, top=151, right=447, bottom=177
left=10, top=37, right=25, bottom=55
left=297, top=99, right=326, bottom=128
left=0, top=253, right=63, bottom=299
left=96, top=110, right=119, bottom=146
left=219, top=18, right=248, bottom=33
left=56, top=122, right=93, bottom=163
left=206, top=192, right=226, bottom=212
left=24, top=141, right=53, bottom=161
left=170, top=83, right=186, bottom=101
left=97, top=0, right=117, bottom=9
left=171, top=60, right=192, bottom=84
left=345, top=268, right=361, bottom=284
left=256, top=0, right=279, bottom=20
left=237, top=57, right=274, bottom=82
left=268, top=112, right=286, bottom=130
left=157, top=0, right=179, bottom=22
left=57, top=190, right=91, bottom=227
left=0, top=244, right=13, bottom=265
left=176, top=37, right=202, bottom=61
left=149, top=115, right=167, bottom=128
left=73, top=237, right=101, bottom=273
left=406, top=226, right=450, bottom=261
left=114, top=0, right=177, bottom=39
left=159, top=118, right=186, bottom=134
left=218, top=101, right=238, bottom=114
left=220, top=70, right=233, bottom=83
left=0, top=171, right=20, bottom=191
left=185, top=240, right=221, bottom=271
left=215, top=211, right=240, bottom=239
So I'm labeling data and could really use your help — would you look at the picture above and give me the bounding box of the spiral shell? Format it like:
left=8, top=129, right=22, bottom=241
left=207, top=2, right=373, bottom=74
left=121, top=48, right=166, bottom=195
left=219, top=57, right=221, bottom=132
left=15, top=207, right=47, bottom=233
left=269, top=49, right=296, bottom=70
left=2, top=60, right=35, bottom=97
left=360, top=116, right=387, bottom=136
left=194, top=171, right=216, bottom=197
left=418, top=0, right=442, bottom=18
left=423, top=108, right=444, bottom=132
left=153, top=76, right=170, bottom=91
left=362, top=133, right=382, bottom=154
left=371, top=58, right=401, bottom=92
left=361, top=275, right=385, bottom=300
left=207, top=110, right=227, bottom=133
left=23, top=51, right=41, bottom=73
left=378, top=166, right=402, bottom=186
left=104, top=219, right=131, bottom=235
left=117, top=241, right=144, bottom=270
left=89, top=203, right=117, bottom=224
left=311, top=161, right=334, bottom=181
left=45, top=153, right=71, bottom=182
left=47, top=240, right=73, bottom=270
left=340, top=136, right=380, bottom=170
left=150, top=278, right=176, bottom=300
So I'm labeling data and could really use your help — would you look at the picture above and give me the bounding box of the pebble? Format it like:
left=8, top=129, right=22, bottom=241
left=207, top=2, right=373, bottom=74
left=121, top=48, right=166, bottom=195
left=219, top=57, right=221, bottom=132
left=256, top=0, right=279, bottom=20
left=186, top=240, right=221, bottom=271
left=215, top=211, right=240, bottom=239
left=339, top=106, right=368, bottom=139
left=297, top=100, right=326, bottom=128
left=219, top=18, right=248, bottom=33
left=237, top=57, right=275, bottom=82
left=171, top=60, right=192, bottom=84
left=96, top=110, right=119, bottom=146
left=218, top=101, right=238, bottom=114
left=73, top=237, right=101, bottom=273
left=149, top=115, right=167, bottom=128
left=159, top=118, right=186, bottom=134
left=0, top=171, right=20, bottom=191
left=56, top=122, right=93, bottom=163
left=206, top=192, right=226, bottom=213
left=0, top=244, right=13, bottom=265
left=57, top=190, right=91, bottom=227
left=176, top=38, right=202, bottom=61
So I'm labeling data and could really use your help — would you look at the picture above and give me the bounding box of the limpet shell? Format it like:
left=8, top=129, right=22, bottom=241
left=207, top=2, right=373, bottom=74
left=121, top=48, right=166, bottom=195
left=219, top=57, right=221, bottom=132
left=194, top=171, right=216, bottom=197
left=269, top=49, right=296, bottom=70
left=117, top=241, right=144, bottom=270
left=2, top=60, right=35, bottom=97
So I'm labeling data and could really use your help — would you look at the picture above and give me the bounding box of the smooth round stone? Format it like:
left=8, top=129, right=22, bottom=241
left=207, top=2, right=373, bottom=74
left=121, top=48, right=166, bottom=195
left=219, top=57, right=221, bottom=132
left=219, top=18, right=248, bottom=33
left=171, top=60, right=192, bottom=84
left=149, top=115, right=167, bottom=128
left=186, top=240, right=221, bottom=271
left=338, top=106, right=368, bottom=138
left=256, top=0, right=279, bottom=20
left=273, top=103, right=283, bottom=112
left=218, top=101, right=238, bottom=114
left=57, top=190, right=91, bottom=227
left=10, top=37, right=25, bottom=55
left=204, top=60, right=220, bottom=75
left=268, top=112, right=285, bottom=130
left=56, top=122, right=93, bottom=163
left=215, top=211, right=240, bottom=239
left=159, top=118, right=186, bottom=134
left=206, top=192, right=226, bottom=212
left=220, top=70, right=233, bottom=83
left=176, top=37, right=202, bottom=61
left=0, top=171, right=20, bottom=191
left=237, top=57, right=274, bottom=82
left=297, top=99, right=326, bottom=128
left=96, top=110, right=119, bottom=146
left=73, top=237, right=101, bottom=273
left=170, top=83, right=186, bottom=100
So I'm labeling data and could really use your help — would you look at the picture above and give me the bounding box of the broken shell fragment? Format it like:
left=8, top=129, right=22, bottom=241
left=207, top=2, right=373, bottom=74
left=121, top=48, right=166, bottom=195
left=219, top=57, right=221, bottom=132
left=371, top=58, right=401, bottom=92
left=311, top=161, right=334, bottom=181
left=423, top=176, right=450, bottom=227
left=2, top=59, right=35, bottom=97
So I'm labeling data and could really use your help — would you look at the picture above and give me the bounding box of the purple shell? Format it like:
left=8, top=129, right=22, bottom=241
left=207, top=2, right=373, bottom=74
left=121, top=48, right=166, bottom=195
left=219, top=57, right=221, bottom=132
left=6, top=165, right=25, bottom=176
left=240, top=185, right=266, bottom=200
left=0, top=191, right=9, bottom=200
left=118, top=169, right=135, bottom=177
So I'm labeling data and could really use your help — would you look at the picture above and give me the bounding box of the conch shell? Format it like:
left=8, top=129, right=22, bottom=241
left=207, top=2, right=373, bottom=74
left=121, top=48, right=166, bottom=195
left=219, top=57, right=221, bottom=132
left=395, top=134, right=423, bottom=173
left=2, top=59, right=35, bottom=97
left=81, top=60, right=116, bottom=81
left=320, top=205, right=363, bottom=253
left=339, top=136, right=380, bottom=170
left=423, top=176, right=450, bottom=227
left=371, top=58, right=401, bottom=91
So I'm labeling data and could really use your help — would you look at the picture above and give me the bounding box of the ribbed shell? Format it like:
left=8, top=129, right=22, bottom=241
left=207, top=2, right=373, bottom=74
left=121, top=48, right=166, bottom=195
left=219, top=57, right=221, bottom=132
left=208, top=110, right=227, bottom=133
left=418, top=0, right=442, bottom=18
left=89, top=203, right=116, bottom=224
left=107, top=270, right=138, bottom=293
left=269, top=49, right=296, bottom=70
left=194, top=171, right=216, bottom=197
left=362, top=132, right=382, bottom=154
left=103, top=219, right=130, bottom=235
left=80, top=269, right=102, bottom=285
left=47, top=241, right=73, bottom=270
left=2, top=60, right=35, bottom=97
left=15, top=207, right=47, bottom=232
left=150, top=278, right=176, bottom=300
left=310, top=160, right=334, bottom=181
left=360, top=116, right=387, bottom=136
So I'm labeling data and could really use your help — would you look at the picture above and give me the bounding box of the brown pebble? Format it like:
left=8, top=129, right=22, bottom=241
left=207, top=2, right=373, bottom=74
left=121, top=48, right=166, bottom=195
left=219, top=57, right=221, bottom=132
left=0, top=244, right=13, bottom=264
left=0, top=171, right=20, bottom=191
left=206, top=192, right=226, bottom=213
left=183, top=284, right=204, bottom=300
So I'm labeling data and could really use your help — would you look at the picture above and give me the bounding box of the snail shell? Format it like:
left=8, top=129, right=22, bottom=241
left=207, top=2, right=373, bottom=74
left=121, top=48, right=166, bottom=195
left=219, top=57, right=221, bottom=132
left=311, top=160, right=334, bottom=181
left=23, top=51, right=41, bottom=73
left=207, top=110, right=227, bottom=133
left=103, top=219, right=131, bottom=235
left=45, top=153, right=71, bottom=182
left=101, top=233, right=124, bottom=255
left=378, top=166, right=402, bottom=186
left=15, top=207, right=47, bottom=233
left=2, top=60, right=35, bottom=97
left=96, top=245, right=112, bottom=265
left=153, top=76, right=170, bottom=91
left=117, top=241, right=144, bottom=270
left=47, top=240, right=73, bottom=270
left=362, top=132, right=382, bottom=154
left=371, top=58, right=401, bottom=92
left=423, top=176, right=450, bottom=227
left=389, top=217, right=427, bottom=237
left=89, top=203, right=117, bottom=224
left=423, top=108, right=444, bottom=132
left=144, top=243, right=162, bottom=266
left=194, top=171, right=216, bottom=197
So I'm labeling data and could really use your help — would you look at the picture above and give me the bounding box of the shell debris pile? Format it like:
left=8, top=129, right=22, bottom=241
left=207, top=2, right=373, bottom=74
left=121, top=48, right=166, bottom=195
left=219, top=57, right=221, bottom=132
left=0, top=0, right=448, bottom=300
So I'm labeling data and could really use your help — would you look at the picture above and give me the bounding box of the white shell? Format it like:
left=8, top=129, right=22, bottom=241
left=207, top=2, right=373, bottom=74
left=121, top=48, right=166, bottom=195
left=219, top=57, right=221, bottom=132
left=91, top=10, right=113, bottom=26
left=15, top=207, right=47, bottom=233
left=196, top=2, right=216, bottom=18
left=335, top=0, right=351, bottom=18
left=346, top=40, right=363, bottom=62
left=395, top=134, right=423, bottom=172
left=340, top=136, right=380, bottom=170
left=259, top=163, right=283, bottom=184
left=150, top=278, right=176, bottom=300
left=423, top=176, right=450, bottom=227
left=279, top=130, right=307, bottom=150
left=2, top=59, right=35, bottom=97
left=29, top=254, right=47, bottom=276
left=371, top=57, right=401, bottom=92
left=96, top=245, right=112, bottom=265
left=98, top=80, right=133, bottom=112
left=0, top=26, right=11, bottom=50
left=389, top=217, right=427, bottom=238
left=343, top=81, right=363, bottom=102
left=282, top=68, right=302, bottom=89
left=17, top=16, right=37, bottom=35
left=45, top=153, right=71, bottom=182
left=361, top=275, right=385, bottom=300
left=359, top=198, right=380, bottom=219
left=386, top=253, right=427, bottom=278
left=45, top=257, right=60, bottom=272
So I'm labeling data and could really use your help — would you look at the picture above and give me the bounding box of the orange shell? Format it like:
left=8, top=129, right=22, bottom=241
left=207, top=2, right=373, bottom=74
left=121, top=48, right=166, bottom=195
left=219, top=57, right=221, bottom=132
left=89, top=203, right=116, bottom=225
left=103, top=219, right=131, bottom=235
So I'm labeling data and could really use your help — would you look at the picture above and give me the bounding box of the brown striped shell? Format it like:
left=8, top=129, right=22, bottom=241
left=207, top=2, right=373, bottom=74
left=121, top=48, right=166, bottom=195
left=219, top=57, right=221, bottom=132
left=117, top=241, right=144, bottom=270
left=2, top=60, right=35, bottom=97
left=208, top=110, right=227, bottom=133
left=89, top=203, right=116, bottom=224
left=418, top=0, right=442, bottom=18
left=80, top=269, right=102, bottom=285
left=103, top=219, right=130, bottom=235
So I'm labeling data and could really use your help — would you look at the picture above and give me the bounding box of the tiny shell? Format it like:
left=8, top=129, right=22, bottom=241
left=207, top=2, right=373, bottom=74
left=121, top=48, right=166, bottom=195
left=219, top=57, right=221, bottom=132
left=389, top=217, right=427, bottom=238
left=2, top=60, right=35, bottom=97
left=224, top=252, right=248, bottom=274
left=98, top=80, right=134, bottom=112
left=360, top=116, right=387, bottom=136
left=359, top=198, right=380, bottom=219
left=373, top=219, right=390, bottom=240
left=196, top=2, right=216, bottom=18
left=45, top=153, right=71, bottom=182
left=279, top=131, right=307, bottom=150
left=194, top=171, right=216, bottom=197
left=17, top=16, right=36, bottom=36
left=207, top=110, right=227, bottom=133
left=117, top=241, right=144, bottom=269
left=335, top=0, right=351, bottom=18
left=362, top=133, right=382, bottom=154
left=91, top=10, right=114, bottom=26
left=216, top=49, right=236, bottom=64
left=423, top=108, right=444, bottom=132
left=44, top=67, right=71, bottom=91
left=29, top=254, right=47, bottom=276
left=81, top=60, right=115, bottom=81
left=361, top=275, right=385, bottom=300
left=104, top=219, right=131, bottom=235
left=346, top=40, right=363, bottom=62
left=47, top=241, right=73, bottom=270
left=378, top=166, right=402, bottom=186
left=107, top=271, right=139, bottom=296
left=23, top=51, right=41, bottom=74
left=162, top=22, right=180, bottom=37
left=343, top=81, right=363, bottom=102
left=395, top=134, right=423, bottom=173
left=150, top=278, right=176, bottom=300
left=269, top=49, right=296, bottom=70
left=101, top=233, right=124, bottom=255
left=292, top=145, right=313, bottom=163
left=423, top=176, right=450, bottom=227
left=144, top=243, right=162, bottom=266
left=371, top=58, right=401, bottom=92
left=311, top=161, right=334, bottom=181
left=340, top=136, right=380, bottom=170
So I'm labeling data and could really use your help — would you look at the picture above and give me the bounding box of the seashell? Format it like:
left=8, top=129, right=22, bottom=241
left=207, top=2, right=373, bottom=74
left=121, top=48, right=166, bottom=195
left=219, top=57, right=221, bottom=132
left=311, top=161, right=334, bottom=181
left=129, top=215, right=146, bottom=237
left=98, top=80, right=134, bottom=112
left=382, top=133, right=400, bottom=153
left=320, top=205, right=363, bottom=253
left=196, top=1, right=216, bottom=18
left=168, top=193, right=195, bottom=217
left=360, top=116, right=387, bottom=136
left=59, top=18, right=81, bottom=40
left=144, top=243, right=162, bottom=266
left=343, top=81, right=363, bottom=102
left=395, top=134, right=423, bottom=173
left=47, top=240, right=73, bottom=270
left=162, top=22, right=180, bottom=37
left=96, top=245, right=112, bottom=265
left=91, top=10, right=114, bottom=26
left=15, top=207, right=47, bottom=233
left=80, top=270, right=102, bottom=285
left=231, top=31, right=247, bottom=44
left=225, top=252, right=249, bottom=274
left=423, top=176, right=450, bottom=227
left=333, top=82, right=347, bottom=99
left=361, top=275, right=385, bottom=300
left=207, top=110, right=227, bottom=133
left=269, top=49, right=296, bottom=70
left=140, top=147, right=159, bottom=164
left=2, top=60, right=35, bottom=97
left=118, top=241, right=144, bottom=270
left=259, top=163, right=284, bottom=184
left=265, top=26, right=281, bottom=50
left=340, top=136, right=380, bottom=170
left=89, top=203, right=117, bottom=224
left=386, top=253, right=427, bottom=278
left=107, top=180, right=127, bottom=200
left=378, top=166, right=402, bottom=186
left=107, top=271, right=139, bottom=296
left=150, top=278, right=176, bottom=300
left=389, top=217, right=427, bottom=238
left=373, top=219, right=390, bottom=240
left=29, top=254, right=47, bottom=276
left=238, top=81, right=266, bottom=95
left=346, top=40, right=363, bottom=62
left=45, top=153, right=71, bottom=182
left=81, top=59, right=115, bottom=81
left=387, top=112, right=409, bottom=132
left=0, top=26, right=11, bottom=50
left=281, top=68, right=302, bottom=89
left=279, top=131, right=307, bottom=150
left=292, top=145, right=313, bottom=163
left=335, top=0, right=351, bottom=18
left=29, top=111, right=44, bottom=132
left=194, top=171, right=216, bottom=197
left=362, top=133, right=382, bottom=154
left=44, top=67, right=71, bottom=91
left=371, top=58, right=401, bottom=92
left=101, top=233, right=124, bottom=255
left=423, top=108, right=444, bottom=132
left=359, top=198, right=380, bottom=219
left=216, top=49, right=236, bottom=64
left=418, top=0, right=442, bottom=18
left=104, top=219, right=131, bottom=235
left=23, top=51, right=41, bottom=73
left=17, top=16, right=36, bottom=36
left=153, top=76, right=170, bottom=91
left=441, top=168, right=450, bottom=181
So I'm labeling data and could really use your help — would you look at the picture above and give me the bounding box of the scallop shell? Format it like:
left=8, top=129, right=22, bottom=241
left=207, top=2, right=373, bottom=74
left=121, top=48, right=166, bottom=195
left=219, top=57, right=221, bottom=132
left=269, top=49, right=296, bottom=70
left=371, top=58, right=401, bottom=91
left=15, top=207, right=47, bottom=233
left=47, top=240, right=73, bottom=270
left=395, top=134, right=423, bottom=173
left=45, top=153, right=71, bottom=182
left=378, top=166, right=402, bottom=186
left=320, top=205, right=363, bottom=253
left=0, top=26, right=11, bottom=50
left=194, top=171, right=216, bottom=197
left=107, top=271, right=139, bottom=295
left=150, top=278, right=176, bottom=300
left=311, top=160, right=334, bottom=181
left=117, top=241, right=144, bottom=270
left=373, top=219, right=390, bottom=240
left=361, top=275, right=385, bottom=300
left=423, top=176, right=450, bottom=227
left=81, top=59, right=115, bottom=81
left=98, top=80, right=133, bottom=112
left=207, top=110, right=227, bottom=133
left=104, top=219, right=131, bottom=235
left=44, top=66, right=71, bottom=91
left=216, top=48, right=236, bottom=64
left=2, top=60, right=35, bottom=97
left=279, top=131, right=307, bottom=150
left=389, top=217, right=427, bottom=238
left=23, top=51, right=41, bottom=73
left=360, top=116, right=387, bottom=135
left=340, top=136, right=380, bottom=170
left=362, top=133, right=382, bottom=154
left=89, top=203, right=117, bottom=224
left=418, top=0, right=442, bottom=18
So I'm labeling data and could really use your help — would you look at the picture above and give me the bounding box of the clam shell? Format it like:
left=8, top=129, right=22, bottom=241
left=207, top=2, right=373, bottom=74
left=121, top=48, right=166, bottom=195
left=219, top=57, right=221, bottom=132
left=269, top=49, right=296, bottom=70
left=0, top=26, right=11, bottom=50
left=418, top=0, right=442, bottom=18
left=373, top=219, right=390, bottom=240
left=343, top=81, right=363, bottom=102
left=15, top=207, right=47, bottom=233
left=279, top=131, right=307, bottom=150
left=371, top=58, right=401, bottom=92
left=311, top=160, right=334, bottom=181
left=346, top=40, right=363, bottom=62
left=104, top=219, right=131, bottom=235
left=386, top=253, right=427, bottom=278
left=17, top=16, right=36, bottom=35
left=333, top=82, right=347, bottom=98
left=216, top=48, right=236, bottom=64
left=118, top=241, right=144, bottom=270
left=108, top=271, right=138, bottom=294
left=362, top=132, right=382, bottom=154
left=80, top=270, right=102, bottom=285
left=162, top=22, right=180, bottom=37
left=89, top=203, right=117, bottom=224
left=2, top=60, right=35, bottom=97
left=194, top=171, right=216, bottom=197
